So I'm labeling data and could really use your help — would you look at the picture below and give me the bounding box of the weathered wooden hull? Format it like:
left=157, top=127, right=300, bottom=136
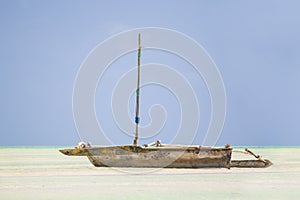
left=60, top=145, right=273, bottom=168
left=60, top=145, right=232, bottom=168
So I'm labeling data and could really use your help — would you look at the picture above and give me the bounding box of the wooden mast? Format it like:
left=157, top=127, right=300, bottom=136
left=133, top=33, right=141, bottom=146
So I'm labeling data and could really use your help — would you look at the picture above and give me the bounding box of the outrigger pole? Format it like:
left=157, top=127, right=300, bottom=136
left=133, top=33, right=141, bottom=146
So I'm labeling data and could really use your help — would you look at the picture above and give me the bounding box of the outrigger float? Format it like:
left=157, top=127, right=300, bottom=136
left=60, top=34, right=272, bottom=169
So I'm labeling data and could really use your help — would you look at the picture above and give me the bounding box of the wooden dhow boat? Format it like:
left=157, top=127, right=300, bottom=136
left=60, top=34, right=272, bottom=169
left=60, top=142, right=272, bottom=168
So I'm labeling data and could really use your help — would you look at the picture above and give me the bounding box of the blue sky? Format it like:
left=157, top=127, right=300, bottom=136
left=0, top=0, right=299, bottom=146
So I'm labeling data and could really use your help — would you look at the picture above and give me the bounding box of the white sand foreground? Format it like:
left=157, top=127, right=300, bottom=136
left=0, top=147, right=299, bottom=199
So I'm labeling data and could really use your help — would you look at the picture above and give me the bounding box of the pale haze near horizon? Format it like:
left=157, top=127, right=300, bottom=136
left=0, top=0, right=299, bottom=146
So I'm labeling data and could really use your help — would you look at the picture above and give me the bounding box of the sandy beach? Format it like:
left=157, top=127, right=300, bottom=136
left=0, top=147, right=299, bottom=199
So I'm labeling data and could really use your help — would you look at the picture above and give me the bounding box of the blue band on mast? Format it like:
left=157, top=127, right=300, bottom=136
left=135, top=117, right=140, bottom=124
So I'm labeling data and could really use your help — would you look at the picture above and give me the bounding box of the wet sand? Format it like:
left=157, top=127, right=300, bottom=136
left=0, top=147, right=299, bottom=199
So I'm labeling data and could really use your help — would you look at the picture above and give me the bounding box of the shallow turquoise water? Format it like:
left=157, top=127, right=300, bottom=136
left=0, top=147, right=299, bottom=199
